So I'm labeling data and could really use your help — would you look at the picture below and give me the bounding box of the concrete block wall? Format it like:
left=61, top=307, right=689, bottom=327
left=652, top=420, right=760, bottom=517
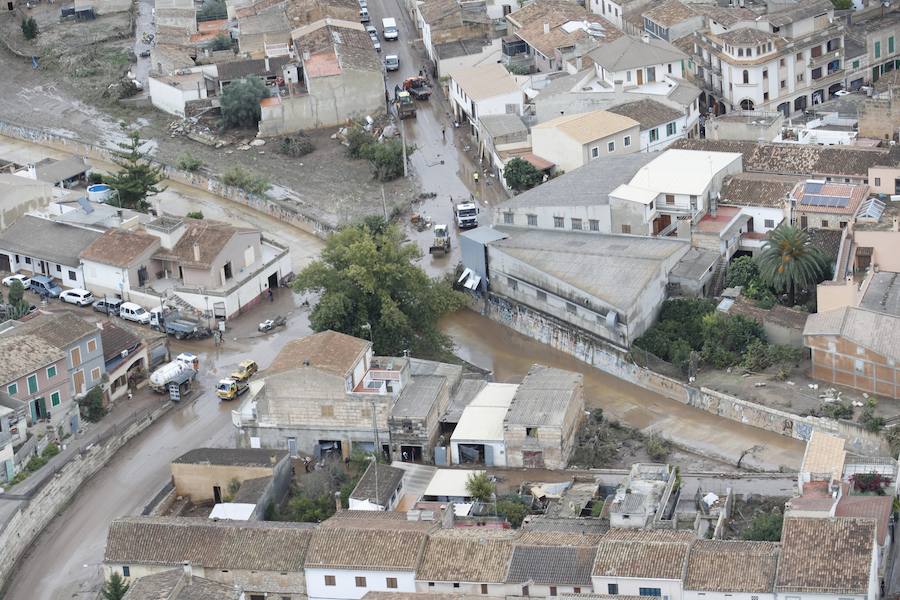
left=484, top=295, right=890, bottom=458
left=0, top=401, right=173, bottom=590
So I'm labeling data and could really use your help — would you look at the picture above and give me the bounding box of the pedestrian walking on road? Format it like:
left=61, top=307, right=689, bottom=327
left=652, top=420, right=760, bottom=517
left=442, top=126, right=446, bottom=141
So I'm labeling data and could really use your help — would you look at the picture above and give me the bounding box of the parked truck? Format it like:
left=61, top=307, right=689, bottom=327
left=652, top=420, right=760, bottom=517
left=149, top=308, right=211, bottom=340
left=216, top=378, right=249, bottom=401
left=428, top=224, right=451, bottom=256
left=402, top=76, right=432, bottom=100
left=394, top=86, right=416, bottom=119
left=149, top=353, right=198, bottom=393
left=454, top=202, right=479, bottom=229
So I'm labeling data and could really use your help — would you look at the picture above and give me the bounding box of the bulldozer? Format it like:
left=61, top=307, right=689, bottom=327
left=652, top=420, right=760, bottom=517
left=429, top=224, right=451, bottom=256
left=394, top=85, right=416, bottom=119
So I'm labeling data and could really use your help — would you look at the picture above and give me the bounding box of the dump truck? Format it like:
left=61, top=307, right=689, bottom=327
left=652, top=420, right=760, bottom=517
left=394, top=85, right=416, bottom=119
left=402, top=76, right=432, bottom=100
left=149, top=353, right=198, bottom=393
left=149, top=308, right=211, bottom=340
left=230, top=359, right=259, bottom=382
left=454, top=201, right=479, bottom=229
left=216, top=378, right=249, bottom=401
left=429, top=224, right=451, bottom=256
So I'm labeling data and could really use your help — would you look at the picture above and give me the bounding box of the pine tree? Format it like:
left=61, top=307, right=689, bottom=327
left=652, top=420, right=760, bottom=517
left=101, top=573, right=129, bottom=600
left=105, top=131, right=166, bottom=212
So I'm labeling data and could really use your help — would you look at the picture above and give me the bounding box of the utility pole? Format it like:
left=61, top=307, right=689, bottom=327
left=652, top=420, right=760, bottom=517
left=371, top=398, right=381, bottom=463
left=400, top=117, right=408, bottom=178
left=381, top=185, right=388, bottom=220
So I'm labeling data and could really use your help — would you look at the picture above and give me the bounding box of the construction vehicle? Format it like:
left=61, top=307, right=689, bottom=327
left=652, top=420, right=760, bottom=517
left=402, top=76, right=432, bottom=100
left=454, top=201, right=479, bottom=229
left=429, top=224, right=451, bottom=256
left=230, top=359, right=259, bottom=382
left=394, top=85, right=416, bottom=119
left=216, top=378, right=249, bottom=401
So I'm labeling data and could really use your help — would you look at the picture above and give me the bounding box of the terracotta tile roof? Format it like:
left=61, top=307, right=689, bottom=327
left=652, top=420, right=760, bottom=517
left=801, top=431, right=846, bottom=480
left=292, top=18, right=382, bottom=73
left=592, top=529, right=695, bottom=580
left=719, top=173, right=798, bottom=208
left=350, top=463, right=406, bottom=506
left=0, top=334, right=65, bottom=384
left=508, top=0, right=620, bottom=57
left=718, top=27, right=776, bottom=45
left=99, top=322, right=142, bottom=362
left=776, top=517, right=877, bottom=595
left=418, top=534, right=515, bottom=582
left=534, top=111, right=639, bottom=145
left=285, top=0, right=359, bottom=25
left=788, top=479, right=840, bottom=513
left=684, top=540, right=779, bottom=593
left=122, top=568, right=240, bottom=600
left=305, top=526, right=429, bottom=570
left=104, top=517, right=314, bottom=571
left=268, top=330, right=370, bottom=377
left=835, top=495, right=893, bottom=545
left=670, top=138, right=900, bottom=178
left=152, top=220, right=253, bottom=269
left=10, top=311, right=99, bottom=349
left=80, top=228, right=160, bottom=268
left=507, top=545, right=597, bottom=585
left=790, top=181, right=869, bottom=216
left=692, top=5, right=755, bottom=26
left=517, top=531, right=603, bottom=546
left=643, top=0, right=696, bottom=27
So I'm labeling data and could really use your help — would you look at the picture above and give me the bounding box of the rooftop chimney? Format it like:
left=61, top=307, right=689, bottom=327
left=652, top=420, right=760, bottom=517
left=543, top=22, right=550, bottom=34
left=182, top=562, right=192, bottom=583
left=192, top=241, right=201, bottom=262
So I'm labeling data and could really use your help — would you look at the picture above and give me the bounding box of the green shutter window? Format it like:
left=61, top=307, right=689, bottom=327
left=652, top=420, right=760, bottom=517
left=876, top=41, right=881, bottom=58
left=50, top=391, right=60, bottom=407
left=853, top=60, right=860, bottom=69
left=7, top=383, right=16, bottom=396
left=27, top=374, right=38, bottom=394
left=891, top=37, right=895, bottom=54
left=47, top=365, right=57, bottom=379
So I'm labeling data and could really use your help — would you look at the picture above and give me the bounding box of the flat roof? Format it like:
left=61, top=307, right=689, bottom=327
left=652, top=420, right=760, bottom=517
left=423, top=469, right=486, bottom=498
left=620, top=149, right=743, bottom=197
left=451, top=383, right=517, bottom=442
left=449, top=63, right=520, bottom=101
left=860, top=272, right=900, bottom=317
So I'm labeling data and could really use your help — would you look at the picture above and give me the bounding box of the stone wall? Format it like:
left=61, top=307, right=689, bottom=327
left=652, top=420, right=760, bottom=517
left=0, top=120, right=335, bottom=236
left=484, top=295, right=890, bottom=457
left=0, top=401, right=172, bottom=591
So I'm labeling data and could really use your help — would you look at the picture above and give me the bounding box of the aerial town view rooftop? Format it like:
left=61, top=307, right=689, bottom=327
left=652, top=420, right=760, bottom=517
left=0, top=0, right=900, bottom=597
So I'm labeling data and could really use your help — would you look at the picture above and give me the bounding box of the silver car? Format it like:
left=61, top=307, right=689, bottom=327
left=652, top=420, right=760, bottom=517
left=384, top=54, right=399, bottom=71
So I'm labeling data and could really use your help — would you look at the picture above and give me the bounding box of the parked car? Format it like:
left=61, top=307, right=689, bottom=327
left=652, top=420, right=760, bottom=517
left=359, top=0, right=367, bottom=7
left=29, top=275, right=62, bottom=298
left=365, top=24, right=377, bottom=37
left=230, top=359, right=259, bottom=382
left=60, top=288, right=95, bottom=306
left=359, top=7, right=369, bottom=22
left=2, top=273, right=31, bottom=288
left=384, top=54, right=399, bottom=71
left=119, top=301, right=151, bottom=324
left=370, top=32, right=381, bottom=52
left=93, top=298, right=123, bottom=316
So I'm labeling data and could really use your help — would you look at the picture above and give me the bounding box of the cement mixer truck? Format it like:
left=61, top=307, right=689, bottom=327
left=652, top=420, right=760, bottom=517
left=149, top=352, right=198, bottom=393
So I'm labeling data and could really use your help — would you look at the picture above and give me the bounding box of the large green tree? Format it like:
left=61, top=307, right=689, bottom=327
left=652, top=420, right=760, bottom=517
left=503, top=157, right=542, bottom=192
left=220, top=77, right=268, bottom=128
left=756, top=224, right=828, bottom=306
left=105, top=131, right=166, bottom=212
left=293, top=218, right=464, bottom=357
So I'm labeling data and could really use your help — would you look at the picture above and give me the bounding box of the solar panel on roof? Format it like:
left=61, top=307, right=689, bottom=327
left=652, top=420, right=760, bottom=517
left=801, top=194, right=849, bottom=208
left=77, top=197, right=95, bottom=214
left=804, top=182, right=824, bottom=194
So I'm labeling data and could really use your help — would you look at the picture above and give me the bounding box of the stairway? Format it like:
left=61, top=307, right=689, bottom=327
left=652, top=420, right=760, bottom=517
left=708, top=256, right=727, bottom=298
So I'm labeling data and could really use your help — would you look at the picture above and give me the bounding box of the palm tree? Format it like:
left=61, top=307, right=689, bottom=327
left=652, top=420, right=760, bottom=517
left=756, top=224, right=828, bottom=306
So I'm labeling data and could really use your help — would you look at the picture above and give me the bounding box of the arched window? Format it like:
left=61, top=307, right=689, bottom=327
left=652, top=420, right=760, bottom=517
left=742, top=70, right=749, bottom=84
left=738, top=48, right=744, bottom=56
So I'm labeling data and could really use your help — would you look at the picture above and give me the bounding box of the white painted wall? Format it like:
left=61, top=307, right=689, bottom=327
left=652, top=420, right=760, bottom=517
left=590, top=576, right=682, bottom=600
left=306, top=568, right=416, bottom=600
left=82, top=259, right=130, bottom=299
left=495, top=204, right=612, bottom=234
left=450, top=438, right=507, bottom=467
left=148, top=77, right=205, bottom=117
left=685, top=591, right=774, bottom=600
left=0, top=251, right=86, bottom=288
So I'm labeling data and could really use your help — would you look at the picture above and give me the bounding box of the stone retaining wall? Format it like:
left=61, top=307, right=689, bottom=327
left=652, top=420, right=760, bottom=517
left=484, top=294, right=889, bottom=457
left=0, top=400, right=172, bottom=592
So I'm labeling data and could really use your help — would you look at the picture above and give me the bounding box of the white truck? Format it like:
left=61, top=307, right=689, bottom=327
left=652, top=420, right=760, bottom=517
left=454, top=202, right=479, bottom=229
left=382, top=17, right=398, bottom=40
left=149, top=352, right=198, bottom=393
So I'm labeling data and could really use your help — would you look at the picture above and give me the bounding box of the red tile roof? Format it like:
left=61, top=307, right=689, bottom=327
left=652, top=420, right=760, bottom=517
left=835, top=495, right=892, bottom=545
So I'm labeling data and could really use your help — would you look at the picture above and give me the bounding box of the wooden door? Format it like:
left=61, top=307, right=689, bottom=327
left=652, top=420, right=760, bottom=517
left=73, top=370, right=85, bottom=395
left=637, top=69, right=644, bottom=85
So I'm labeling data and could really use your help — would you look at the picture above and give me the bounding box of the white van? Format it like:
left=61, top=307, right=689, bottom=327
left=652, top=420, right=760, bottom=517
left=60, top=288, right=94, bottom=306
left=120, top=302, right=151, bottom=324
left=382, top=17, right=398, bottom=40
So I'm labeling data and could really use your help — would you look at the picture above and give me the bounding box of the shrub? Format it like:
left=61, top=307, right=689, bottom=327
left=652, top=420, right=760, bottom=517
left=725, top=255, right=759, bottom=288
left=197, top=0, right=226, bottom=19
left=21, top=16, right=38, bottom=40
left=742, top=510, right=783, bottom=541
left=465, top=471, right=495, bottom=503
left=591, top=500, right=605, bottom=517
left=279, top=135, right=315, bottom=158
left=186, top=211, right=204, bottom=219
left=79, top=385, right=107, bottom=422
left=364, top=139, right=408, bottom=182
left=220, top=76, right=268, bottom=128
left=645, top=433, right=671, bottom=462
left=222, top=166, right=270, bottom=195
left=822, top=402, right=854, bottom=420
left=496, top=496, right=530, bottom=528
left=851, top=472, right=892, bottom=494
left=208, top=33, right=232, bottom=51
left=858, top=397, right=885, bottom=432
left=87, top=172, right=105, bottom=184
left=345, top=126, right=376, bottom=159
left=41, top=443, right=60, bottom=459
left=177, top=154, right=203, bottom=172
left=25, top=455, right=48, bottom=472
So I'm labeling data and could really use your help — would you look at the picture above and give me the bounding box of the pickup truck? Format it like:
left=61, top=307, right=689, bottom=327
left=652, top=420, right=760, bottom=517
left=216, top=378, right=249, bottom=401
